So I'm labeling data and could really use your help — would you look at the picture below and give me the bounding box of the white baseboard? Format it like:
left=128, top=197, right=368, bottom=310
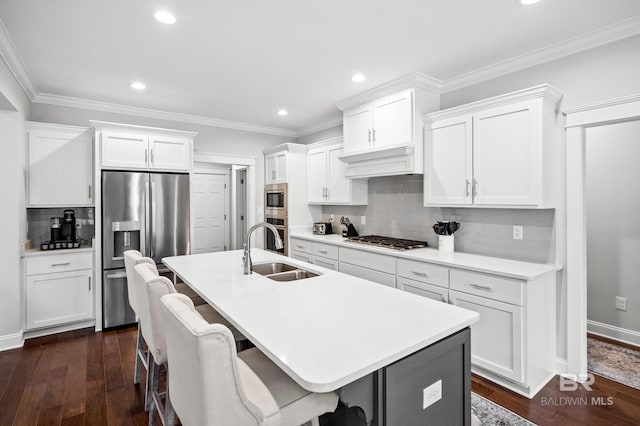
left=587, top=320, right=640, bottom=347
left=23, top=319, right=95, bottom=340
left=0, top=331, right=24, bottom=352
left=556, top=357, right=568, bottom=374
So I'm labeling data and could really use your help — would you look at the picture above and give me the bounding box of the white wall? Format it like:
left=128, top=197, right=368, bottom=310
left=0, top=58, right=30, bottom=349
left=586, top=120, right=640, bottom=339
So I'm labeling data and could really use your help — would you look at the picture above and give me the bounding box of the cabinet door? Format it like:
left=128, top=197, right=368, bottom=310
left=149, top=136, right=191, bottom=171
left=101, top=132, right=149, bottom=169
left=473, top=100, right=539, bottom=205
left=307, top=147, right=327, bottom=203
left=339, top=262, right=396, bottom=288
left=275, top=152, right=287, bottom=182
left=344, top=105, right=373, bottom=153
left=326, top=145, right=352, bottom=203
left=290, top=250, right=313, bottom=264
left=26, top=270, right=94, bottom=330
left=372, top=90, right=413, bottom=148
left=449, top=290, right=523, bottom=383
left=28, top=128, right=93, bottom=206
left=398, top=277, right=448, bottom=303
left=312, top=256, right=339, bottom=271
left=424, top=116, right=473, bottom=206
left=265, top=154, right=277, bottom=183
left=265, top=151, right=287, bottom=183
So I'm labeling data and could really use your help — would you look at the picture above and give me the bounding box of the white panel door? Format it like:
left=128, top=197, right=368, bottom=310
left=149, top=136, right=191, bottom=171
left=326, top=145, right=351, bottom=203
left=425, top=116, right=473, bottom=206
left=473, top=100, right=539, bottom=205
left=101, top=132, right=148, bottom=169
left=307, top=147, right=327, bottom=203
left=344, top=105, right=373, bottom=153
left=449, top=290, right=524, bottom=383
left=372, top=90, right=413, bottom=148
left=26, top=270, right=94, bottom=329
left=192, top=174, right=228, bottom=254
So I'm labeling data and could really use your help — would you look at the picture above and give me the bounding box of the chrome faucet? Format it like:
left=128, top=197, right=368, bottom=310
left=243, top=222, right=284, bottom=274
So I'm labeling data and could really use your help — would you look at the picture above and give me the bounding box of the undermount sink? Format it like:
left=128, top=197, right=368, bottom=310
left=252, top=262, right=319, bottom=281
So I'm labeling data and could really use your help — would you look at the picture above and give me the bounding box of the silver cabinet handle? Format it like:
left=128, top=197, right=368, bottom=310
left=296, top=244, right=304, bottom=249
left=472, top=179, right=478, bottom=197
left=465, top=180, right=470, bottom=197
left=368, top=129, right=372, bottom=144
left=150, top=149, right=155, bottom=165
left=88, top=184, right=92, bottom=199
left=470, top=283, right=492, bottom=291
left=372, top=128, right=376, bottom=143
left=88, top=276, right=92, bottom=291
left=319, top=250, right=328, bottom=254
left=411, top=270, right=428, bottom=277
left=145, top=149, right=148, bottom=164
left=51, top=262, right=71, bottom=267
left=272, top=170, right=276, bottom=180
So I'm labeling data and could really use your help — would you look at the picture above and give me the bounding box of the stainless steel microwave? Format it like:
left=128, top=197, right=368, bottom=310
left=265, top=183, right=287, bottom=214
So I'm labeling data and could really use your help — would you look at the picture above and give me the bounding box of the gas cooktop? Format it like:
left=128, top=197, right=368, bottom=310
left=345, top=235, right=428, bottom=251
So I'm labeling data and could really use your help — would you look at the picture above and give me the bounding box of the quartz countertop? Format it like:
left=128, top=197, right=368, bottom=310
left=163, top=249, right=479, bottom=392
left=290, top=231, right=561, bottom=281
left=22, top=246, right=94, bottom=257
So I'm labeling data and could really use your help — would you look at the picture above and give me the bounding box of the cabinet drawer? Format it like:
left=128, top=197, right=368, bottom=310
left=450, top=269, right=523, bottom=305
left=397, top=259, right=449, bottom=288
left=290, top=250, right=313, bottom=264
left=397, top=277, right=448, bottom=303
left=313, top=255, right=339, bottom=271
left=290, top=238, right=312, bottom=254
left=339, top=247, right=396, bottom=274
left=313, top=242, right=339, bottom=260
left=25, top=252, right=93, bottom=276
left=339, top=262, right=395, bottom=288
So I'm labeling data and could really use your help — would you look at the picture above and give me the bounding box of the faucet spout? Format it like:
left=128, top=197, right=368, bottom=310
left=243, top=222, right=284, bottom=274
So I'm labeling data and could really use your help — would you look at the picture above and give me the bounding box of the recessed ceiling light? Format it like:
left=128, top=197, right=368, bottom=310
left=518, top=0, right=540, bottom=5
left=154, top=10, right=176, bottom=24
left=129, top=81, right=146, bottom=90
left=352, top=73, right=366, bottom=82
left=277, top=109, right=288, bottom=116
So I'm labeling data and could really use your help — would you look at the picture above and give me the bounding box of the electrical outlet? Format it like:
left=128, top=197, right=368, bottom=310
left=361, top=216, right=366, bottom=225
left=513, top=225, right=524, bottom=240
left=422, top=379, right=442, bottom=409
left=329, top=214, right=334, bottom=222
left=615, top=296, right=627, bottom=311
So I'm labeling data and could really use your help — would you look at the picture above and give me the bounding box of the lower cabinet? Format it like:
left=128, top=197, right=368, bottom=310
left=339, top=247, right=396, bottom=288
left=289, top=238, right=339, bottom=270
left=449, top=290, right=523, bottom=383
left=24, top=251, right=94, bottom=330
left=397, top=277, right=448, bottom=303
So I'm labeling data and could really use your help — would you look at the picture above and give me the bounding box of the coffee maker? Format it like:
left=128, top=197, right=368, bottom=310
left=43, top=209, right=79, bottom=250
left=61, top=209, right=76, bottom=242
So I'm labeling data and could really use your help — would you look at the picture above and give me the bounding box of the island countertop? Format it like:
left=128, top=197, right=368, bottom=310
left=163, top=249, right=479, bottom=393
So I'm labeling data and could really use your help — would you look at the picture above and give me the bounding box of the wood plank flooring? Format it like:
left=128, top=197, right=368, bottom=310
left=1, top=326, right=639, bottom=425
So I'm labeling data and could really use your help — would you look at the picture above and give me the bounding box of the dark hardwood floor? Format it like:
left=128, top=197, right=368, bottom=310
left=1, top=326, right=639, bottom=425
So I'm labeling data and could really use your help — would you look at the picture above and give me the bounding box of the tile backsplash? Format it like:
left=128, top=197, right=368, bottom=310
left=321, top=175, right=555, bottom=263
left=27, top=207, right=95, bottom=248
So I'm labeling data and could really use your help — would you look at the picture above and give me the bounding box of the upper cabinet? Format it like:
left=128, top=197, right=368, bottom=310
left=336, top=74, right=440, bottom=179
left=307, top=138, right=368, bottom=205
left=265, top=150, right=288, bottom=184
left=93, top=121, right=195, bottom=172
left=424, top=84, right=563, bottom=208
left=27, top=122, right=94, bottom=207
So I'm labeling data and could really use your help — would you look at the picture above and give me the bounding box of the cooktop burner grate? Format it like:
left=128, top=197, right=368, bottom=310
left=345, top=235, right=428, bottom=250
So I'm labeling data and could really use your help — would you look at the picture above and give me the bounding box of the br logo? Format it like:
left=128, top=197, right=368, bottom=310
left=559, top=373, right=595, bottom=391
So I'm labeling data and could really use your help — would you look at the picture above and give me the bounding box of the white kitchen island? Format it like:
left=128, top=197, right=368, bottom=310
left=163, top=249, right=479, bottom=425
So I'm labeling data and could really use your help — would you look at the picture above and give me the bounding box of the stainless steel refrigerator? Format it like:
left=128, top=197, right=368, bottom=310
left=102, top=171, right=190, bottom=328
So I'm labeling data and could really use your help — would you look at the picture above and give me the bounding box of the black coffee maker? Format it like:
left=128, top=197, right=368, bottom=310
left=61, top=209, right=76, bottom=242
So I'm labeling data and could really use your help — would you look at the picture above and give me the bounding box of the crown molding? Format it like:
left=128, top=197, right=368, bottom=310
left=33, top=92, right=298, bottom=137
left=442, top=15, right=640, bottom=93
left=336, top=72, right=443, bottom=111
left=296, top=117, right=343, bottom=137
left=0, top=18, right=38, bottom=100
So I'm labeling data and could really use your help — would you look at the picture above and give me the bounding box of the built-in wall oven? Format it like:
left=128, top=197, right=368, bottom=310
left=265, top=183, right=288, bottom=255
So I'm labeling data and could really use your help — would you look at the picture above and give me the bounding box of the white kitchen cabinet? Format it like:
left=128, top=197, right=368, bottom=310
left=289, top=238, right=338, bottom=270
left=265, top=150, right=288, bottom=184
left=26, top=122, right=93, bottom=207
left=449, top=289, right=523, bottom=383
left=94, top=121, right=195, bottom=172
left=307, top=138, right=368, bottom=205
left=24, top=251, right=94, bottom=330
left=397, top=277, right=448, bottom=303
left=339, top=247, right=396, bottom=288
left=336, top=81, right=440, bottom=179
left=424, top=84, right=562, bottom=208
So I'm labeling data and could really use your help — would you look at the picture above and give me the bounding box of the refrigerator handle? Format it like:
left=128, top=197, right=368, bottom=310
left=144, top=180, right=150, bottom=257
left=151, top=180, right=157, bottom=259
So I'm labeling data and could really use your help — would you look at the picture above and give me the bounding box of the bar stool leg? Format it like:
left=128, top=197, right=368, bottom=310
left=145, top=350, right=153, bottom=412
left=134, top=323, right=144, bottom=384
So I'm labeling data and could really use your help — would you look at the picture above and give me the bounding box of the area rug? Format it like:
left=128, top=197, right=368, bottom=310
left=588, top=337, right=640, bottom=390
left=471, top=392, right=536, bottom=426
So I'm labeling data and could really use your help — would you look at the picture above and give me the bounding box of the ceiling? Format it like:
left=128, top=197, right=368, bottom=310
left=1, top=0, right=640, bottom=136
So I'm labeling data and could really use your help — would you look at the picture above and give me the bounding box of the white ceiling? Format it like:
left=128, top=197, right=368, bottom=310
left=1, top=0, right=640, bottom=136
